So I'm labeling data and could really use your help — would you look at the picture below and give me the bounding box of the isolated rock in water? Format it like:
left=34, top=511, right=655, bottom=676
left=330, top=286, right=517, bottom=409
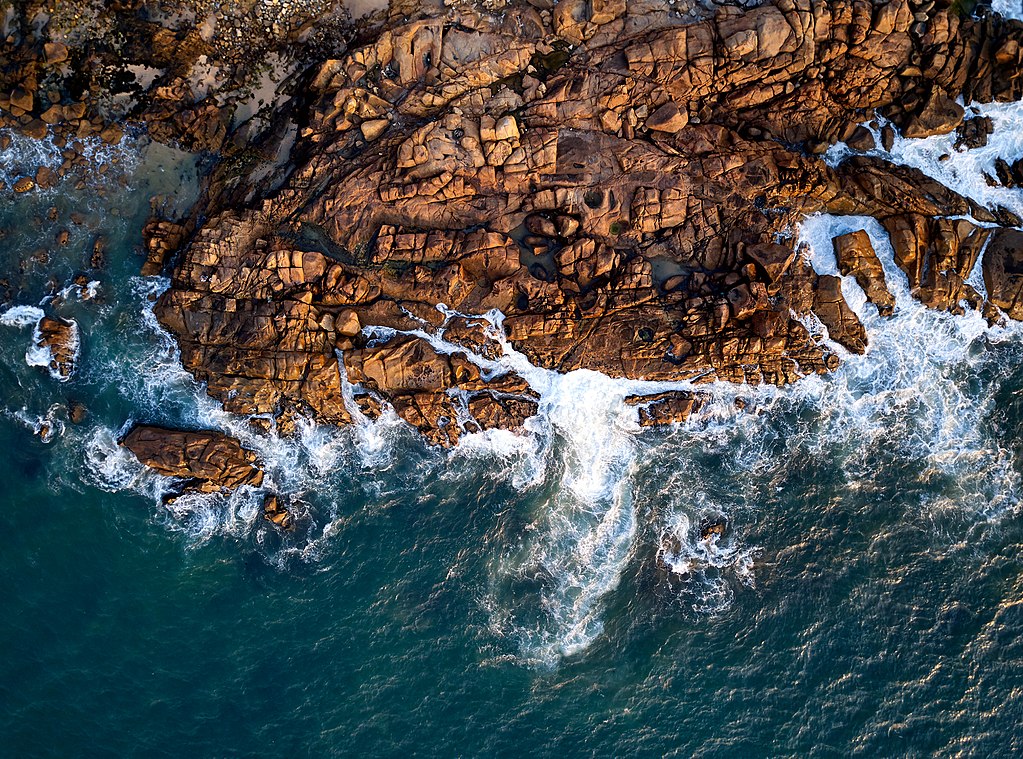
left=832, top=231, right=895, bottom=317
left=120, top=425, right=264, bottom=492
left=262, top=494, right=295, bottom=531
left=700, top=520, right=727, bottom=541
left=34, top=316, right=78, bottom=381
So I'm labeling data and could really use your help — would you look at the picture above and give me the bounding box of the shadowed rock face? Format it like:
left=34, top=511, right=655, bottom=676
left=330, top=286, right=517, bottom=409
left=121, top=425, right=264, bottom=492
left=148, top=0, right=1023, bottom=445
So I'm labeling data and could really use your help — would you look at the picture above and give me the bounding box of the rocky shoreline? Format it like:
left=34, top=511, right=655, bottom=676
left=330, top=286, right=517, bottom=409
left=4, top=0, right=1023, bottom=494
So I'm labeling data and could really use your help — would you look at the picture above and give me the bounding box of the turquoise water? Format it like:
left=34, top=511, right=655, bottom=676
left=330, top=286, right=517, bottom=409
left=3, top=134, right=1023, bottom=756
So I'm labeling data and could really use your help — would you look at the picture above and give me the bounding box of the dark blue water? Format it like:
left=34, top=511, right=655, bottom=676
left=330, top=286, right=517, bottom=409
left=3, top=126, right=1023, bottom=756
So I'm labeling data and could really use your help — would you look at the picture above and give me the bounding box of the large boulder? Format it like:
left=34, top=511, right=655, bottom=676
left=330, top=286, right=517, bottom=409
left=34, top=316, right=78, bottom=381
left=120, top=425, right=264, bottom=492
left=833, top=231, right=895, bottom=317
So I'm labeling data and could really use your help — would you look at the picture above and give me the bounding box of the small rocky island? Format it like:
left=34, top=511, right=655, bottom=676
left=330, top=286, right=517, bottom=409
left=3, top=0, right=1023, bottom=488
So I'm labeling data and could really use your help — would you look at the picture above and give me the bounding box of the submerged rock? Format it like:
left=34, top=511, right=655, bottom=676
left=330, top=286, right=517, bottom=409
left=120, top=425, right=264, bottom=493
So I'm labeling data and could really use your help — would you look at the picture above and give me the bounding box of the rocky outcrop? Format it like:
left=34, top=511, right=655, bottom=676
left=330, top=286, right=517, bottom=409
left=344, top=333, right=539, bottom=446
left=0, top=0, right=983, bottom=446
left=833, top=230, right=895, bottom=316
left=120, top=425, right=264, bottom=493
left=983, top=229, right=1023, bottom=320
left=625, top=391, right=705, bottom=427
left=143, top=0, right=1023, bottom=445
left=881, top=215, right=989, bottom=314
left=34, top=316, right=78, bottom=381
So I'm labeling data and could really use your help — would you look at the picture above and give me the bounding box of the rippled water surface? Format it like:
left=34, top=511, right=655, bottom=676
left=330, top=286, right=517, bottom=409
left=3, top=110, right=1023, bottom=756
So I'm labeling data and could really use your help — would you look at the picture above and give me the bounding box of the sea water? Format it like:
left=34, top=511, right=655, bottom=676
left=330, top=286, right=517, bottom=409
left=2, top=105, right=1023, bottom=755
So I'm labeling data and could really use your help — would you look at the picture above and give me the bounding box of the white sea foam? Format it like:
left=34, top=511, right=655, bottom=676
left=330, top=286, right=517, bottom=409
left=0, top=126, right=142, bottom=193
left=793, top=212, right=1021, bottom=522
left=7, top=403, right=66, bottom=443
left=657, top=506, right=758, bottom=615
left=826, top=98, right=1023, bottom=221
left=0, top=305, right=45, bottom=327
left=0, top=129, right=62, bottom=186
left=84, top=425, right=149, bottom=493
left=993, top=0, right=1023, bottom=21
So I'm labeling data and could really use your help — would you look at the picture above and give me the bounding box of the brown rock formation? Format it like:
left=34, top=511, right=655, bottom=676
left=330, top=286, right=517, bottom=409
left=625, top=391, right=705, bottom=426
left=78, top=0, right=1023, bottom=445
left=983, top=229, right=1023, bottom=320
left=35, top=316, right=78, bottom=381
left=120, top=425, right=264, bottom=493
left=881, top=214, right=989, bottom=314
left=262, top=494, right=295, bottom=531
left=833, top=230, right=895, bottom=316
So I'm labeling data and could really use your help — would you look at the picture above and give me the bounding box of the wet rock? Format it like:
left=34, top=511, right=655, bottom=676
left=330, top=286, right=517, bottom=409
left=140, top=219, right=187, bottom=276
left=882, top=215, right=988, bottom=314
left=68, top=401, right=87, bottom=424
left=880, top=124, right=896, bottom=152
left=832, top=230, right=895, bottom=316
left=344, top=334, right=537, bottom=446
left=955, top=116, right=993, bottom=151
left=35, top=316, right=78, bottom=381
left=846, top=126, right=876, bottom=152
left=34, top=166, right=57, bottom=190
left=10, top=86, right=32, bottom=112
left=993, top=157, right=1023, bottom=189
left=262, top=494, right=295, bottom=531
left=983, top=229, right=1023, bottom=320
left=13, top=177, right=35, bottom=193
left=625, top=391, right=703, bottom=426
left=120, top=425, right=264, bottom=493
left=700, top=519, right=726, bottom=540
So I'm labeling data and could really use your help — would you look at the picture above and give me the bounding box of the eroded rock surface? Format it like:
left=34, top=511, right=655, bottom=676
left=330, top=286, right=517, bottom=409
left=35, top=316, right=79, bottom=381
left=121, top=424, right=264, bottom=492
left=833, top=230, right=895, bottom=316
left=34, top=0, right=1014, bottom=445
left=148, top=0, right=1023, bottom=444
